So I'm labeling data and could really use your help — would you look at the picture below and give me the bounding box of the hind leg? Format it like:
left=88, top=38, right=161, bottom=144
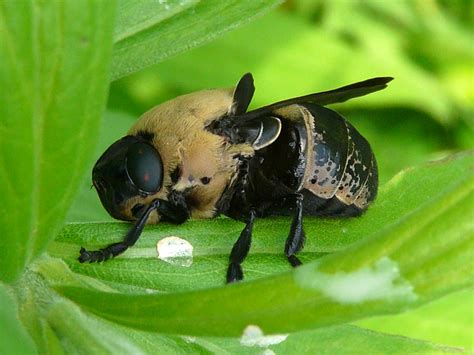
left=285, top=193, right=305, bottom=267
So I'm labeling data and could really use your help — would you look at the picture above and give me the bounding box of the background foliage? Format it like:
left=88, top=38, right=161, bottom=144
left=0, top=0, right=472, bottom=353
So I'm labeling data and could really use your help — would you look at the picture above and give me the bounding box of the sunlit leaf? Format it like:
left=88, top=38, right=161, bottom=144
left=114, top=0, right=199, bottom=42
left=24, top=257, right=461, bottom=353
left=200, top=325, right=459, bottom=353
left=356, top=288, right=474, bottom=351
left=111, top=0, right=283, bottom=80
left=0, top=0, right=116, bottom=282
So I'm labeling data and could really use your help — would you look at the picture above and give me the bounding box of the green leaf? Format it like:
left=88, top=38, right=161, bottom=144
left=21, top=258, right=220, bottom=353
left=199, top=325, right=459, bottom=354
left=0, top=283, right=36, bottom=354
left=0, top=0, right=116, bottom=282
left=42, top=310, right=466, bottom=353
left=55, top=152, right=473, bottom=336
left=47, top=300, right=147, bottom=354
left=356, top=288, right=474, bottom=351
left=46, top=298, right=211, bottom=354
left=24, top=258, right=461, bottom=353
left=111, top=0, right=283, bottom=80
left=114, top=0, right=199, bottom=42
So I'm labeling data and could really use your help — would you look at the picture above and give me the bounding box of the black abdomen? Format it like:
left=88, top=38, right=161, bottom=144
left=222, top=104, right=378, bottom=219
left=301, top=104, right=378, bottom=216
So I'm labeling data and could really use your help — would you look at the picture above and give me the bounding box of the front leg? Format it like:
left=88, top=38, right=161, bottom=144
left=79, top=199, right=160, bottom=263
left=79, top=192, right=190, bottom=263
left=226, top=209, right=256, bottom=283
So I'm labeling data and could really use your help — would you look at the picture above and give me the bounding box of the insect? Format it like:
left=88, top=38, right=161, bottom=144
left=79, top=73, right=392, bottom=283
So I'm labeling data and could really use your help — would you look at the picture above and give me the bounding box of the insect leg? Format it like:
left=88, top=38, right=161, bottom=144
left=285, top=194, right=305, bottom=267
left=156, top=191, right=190, bottom=224
left=226, top=209, right=256, bottom=283
left=78, top=200, right=160, bottom=263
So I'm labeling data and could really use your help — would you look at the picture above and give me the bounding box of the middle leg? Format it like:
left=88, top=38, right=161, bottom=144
left=226, top=209, right=256, bottom=283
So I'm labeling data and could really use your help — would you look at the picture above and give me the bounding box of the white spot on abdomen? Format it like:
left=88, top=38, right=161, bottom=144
left=156, top=236, right=193, bottom=267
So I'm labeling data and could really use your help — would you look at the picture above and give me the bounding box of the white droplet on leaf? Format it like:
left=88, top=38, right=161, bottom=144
left=240, top=325, right=288, bottom=347
left=182, top=336, right=196, bottom=343
left=156, top=236, right=193, bottom=267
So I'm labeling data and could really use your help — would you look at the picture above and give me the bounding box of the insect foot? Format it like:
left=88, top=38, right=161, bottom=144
left=78, top=243, right=128, bottom=263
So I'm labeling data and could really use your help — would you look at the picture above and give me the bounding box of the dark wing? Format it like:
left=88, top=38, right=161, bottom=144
left=275, top=76, right=393, bottom=106
left=230, top=72, right=255, bottom=115
left=241, top=76, right=393, bottom=120
left=208, top=75, right=393, bottom=149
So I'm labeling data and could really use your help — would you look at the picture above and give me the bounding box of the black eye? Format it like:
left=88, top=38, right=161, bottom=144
left=201, top=177, right=211, bottom=185
left=126, top=142, right=163, bottom=193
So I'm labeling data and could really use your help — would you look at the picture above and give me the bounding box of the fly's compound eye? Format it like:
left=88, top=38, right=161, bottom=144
left=126, top=142, right=163, bottom=193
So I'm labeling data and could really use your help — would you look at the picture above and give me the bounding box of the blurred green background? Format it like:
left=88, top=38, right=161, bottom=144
left=67, top=0, right=473, bottom=350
